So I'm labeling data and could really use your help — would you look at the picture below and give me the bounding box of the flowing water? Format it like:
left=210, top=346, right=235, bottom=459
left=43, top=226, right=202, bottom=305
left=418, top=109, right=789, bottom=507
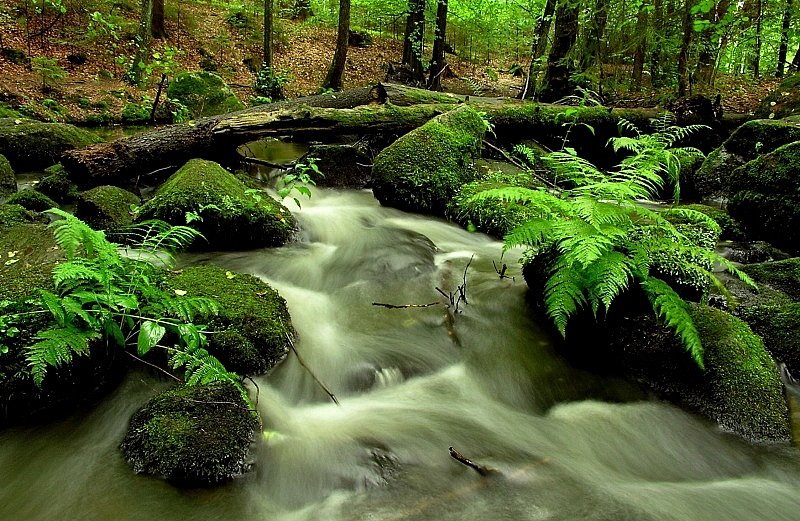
left=2, top=188, right=800, bottom=520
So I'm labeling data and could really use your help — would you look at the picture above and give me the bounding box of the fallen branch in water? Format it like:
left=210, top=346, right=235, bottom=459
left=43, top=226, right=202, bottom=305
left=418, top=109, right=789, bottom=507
left=448, top=446, right=498, bottom=477
left=238, top=154, right=293, bottom=170
left=372, top=301, right=440, bottom=309
left=284, top=331, right=340, bottom=405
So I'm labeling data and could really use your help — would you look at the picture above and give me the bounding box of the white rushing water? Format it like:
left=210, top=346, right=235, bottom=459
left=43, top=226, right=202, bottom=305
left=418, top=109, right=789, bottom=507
left=1, top=188, right=799, bottom=521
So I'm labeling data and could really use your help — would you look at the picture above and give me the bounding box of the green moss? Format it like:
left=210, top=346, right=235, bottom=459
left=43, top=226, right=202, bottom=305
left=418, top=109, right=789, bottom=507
left=5, top=189, right=58, bottom=212
left=689, top=306, right=790, bottom=441
left=756, top=74, right=800, bottom=119
left=675, top=203, right=744, bottom=241
left=121, top=102, right=151, bottom=123
left=0, top=118, right=101, bottom=171
left=0, top=223, right=61, bottom=301
left=75, top=186, right=139, bottom=233
left=0, top=153, right=15, bottom=197
left=36, top=164, right=78, bottom=203
left=120, top=381, right=258, bottom=485
left=138, top=159, right=295, bottom=249
left=166, top=265, right=292, bottom=375
left=166, top=71, right=244, bottom=119
left=372, top=106, right=487, bottom=216
left=0, top=204, right=37, bottom=228
left=737, top=302, right=800, bottom=374
left=742, top=258, right=800, bottom=300
left=0, top=104, right=23, bottom=119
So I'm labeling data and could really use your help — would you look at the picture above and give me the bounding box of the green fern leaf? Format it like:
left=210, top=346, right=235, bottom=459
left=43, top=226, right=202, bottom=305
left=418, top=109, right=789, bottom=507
left=641, top=277, right=704, bottom=368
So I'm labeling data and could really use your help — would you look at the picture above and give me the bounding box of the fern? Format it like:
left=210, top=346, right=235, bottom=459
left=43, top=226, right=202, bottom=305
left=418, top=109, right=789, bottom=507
left=641, top=277, right=704, bottom=368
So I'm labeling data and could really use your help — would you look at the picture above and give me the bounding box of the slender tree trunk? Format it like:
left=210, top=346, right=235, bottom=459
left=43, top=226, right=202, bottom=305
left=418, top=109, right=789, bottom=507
left=581, top=0, right=608, bottom=71
left=790, top=42, right=800, bottom=72
left=650, top=0, right=663, bottom=85
left=130, top=0, right=154, bottom=84
left=322, top=0, right=351, bottom=90
left=402, top=0, right=426, bottom=84
left=151, top=0, right=165, bottom=38
left=632, top=6, right=648, bottom=90
left=263, top=0, right=273, bottom=68
left=677, top=0, right=693, bottom=97
left=777, top=0, right=793, bottom=76
left=753, top=0, right=762, bottom=77
left=428, top=0, right=449, bottom=91
left=695, top=1, right=719, bottom=85
left=521, top=0, right=556, bottom=99
left=540, top=0, right=579, bottom=102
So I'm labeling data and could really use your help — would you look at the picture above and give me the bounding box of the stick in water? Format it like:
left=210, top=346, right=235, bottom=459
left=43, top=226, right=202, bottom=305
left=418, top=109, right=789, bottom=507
left=284, top=331, right=340, bottom=405
left=449, top=446, right=498, bottom=477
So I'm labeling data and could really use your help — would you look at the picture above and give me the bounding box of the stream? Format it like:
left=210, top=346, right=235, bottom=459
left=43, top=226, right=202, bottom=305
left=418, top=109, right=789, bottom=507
left=2, top=187, right=800, bottom=520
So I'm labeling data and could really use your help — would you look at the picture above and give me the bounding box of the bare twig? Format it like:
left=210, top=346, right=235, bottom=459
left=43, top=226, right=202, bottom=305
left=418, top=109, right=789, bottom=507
left=373, top=301, right=440, bottom=309
left=493, top=260, right=515, bottom=281
left=448, top=447, right=498, bottom=477
left=284, top=331, right=340, bottom=405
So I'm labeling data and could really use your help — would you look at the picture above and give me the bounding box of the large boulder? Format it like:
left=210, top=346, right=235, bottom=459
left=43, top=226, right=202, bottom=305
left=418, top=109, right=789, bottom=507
left=372, top=106, right=486, bottom=216
left=121, top=382, right=258, bottom=485
left=725, top=142, right=800, bottom=252
left=166, top=265, right=293, bottom=375
left=166, top=71, right=244, bottom=119
left=0, top=153, right=15, bottom=197
left=674, top=203, right=744, bottom=241
left=686, top=118, right=800, bottom=199
left=756, top=73, right=800, bottom=120
left=137, top=159, right=295, bottom=249
left=75, top=185, right=140, bottom=234
left=0, top=118, right=101, bottom=171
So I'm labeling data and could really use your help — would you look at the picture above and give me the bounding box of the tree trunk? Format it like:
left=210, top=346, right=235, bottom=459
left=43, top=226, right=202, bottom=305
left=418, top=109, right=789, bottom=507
left=777, top=0, right=793, bottom=77
left=581, top=0, right=608, bottom=71
left=677, top=0, right=693, bottom=97
left=540, top=0, right=579, bottom=102
left=753, top=0, right=762, bottom=77
left=521, top=0, right=556, bottom=99
left=263, top=0, right=273, bottom=68
left=428, top=0, right=449, bottom=91
left=695, top=1, right=721, bottom=85
left=401, top=0, right=426, bottom=85
left=322, top=0, right=351, bottom=90
left=650, top=0, right=663, bottom=85
left=632, top=6, right=648, bottom=90
left=151, top=0, right=165, bottom=38
left=790, top=42, right=800, bottom=73
left=130, top=0, right=154, bottom=85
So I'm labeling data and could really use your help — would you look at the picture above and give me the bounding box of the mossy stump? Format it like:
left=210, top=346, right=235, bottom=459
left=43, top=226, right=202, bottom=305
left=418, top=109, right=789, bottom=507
left=166, top=265, right=293, bottom=375
left=138, top=159, right=295, bottom=250
left=372, top=105, right=487, bottom=216
left=121, top=382, right=258, bottom=485
left=75, top=185, right=140, bottom=233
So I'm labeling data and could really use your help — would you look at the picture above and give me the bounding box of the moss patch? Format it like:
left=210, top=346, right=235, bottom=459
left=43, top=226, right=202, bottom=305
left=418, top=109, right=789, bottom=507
left=138, top=159, right=295, bottom=250
left=37, top=164, right=78, bottom=204
left=0, top=153, right=15, bottom=197
left=5, top=189, right=58, bottom=212
left=756, top=74, right=800, bottom=119
left=372, top=105, right=487, bottom=216
left=0, top=118, right=101, bottom=171
left=675, top=203, right=744, bottom=241
left=0, top=203, right=39, bottom=228
left=737, top=302, right=800, bottom=375
left=120, top=382, right=258, bottom=485
left=742, top=258, right=800, bottom=300
left=166, top=265, right=293, bottom=375
left=75, top=185, right=139, bottom=233
left=166, top=72, right=244, bottom=119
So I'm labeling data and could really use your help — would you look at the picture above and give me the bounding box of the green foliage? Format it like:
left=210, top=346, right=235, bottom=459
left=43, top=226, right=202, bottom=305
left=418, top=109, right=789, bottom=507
left=470, top=118, right=753, bottom=367
left=253, top=66, right=289, bottom=100
left=0, top=209, right=241, bottom=392
left=31, top=56, right=66, bottom=92
left=277, top=158, right=323, bottom=208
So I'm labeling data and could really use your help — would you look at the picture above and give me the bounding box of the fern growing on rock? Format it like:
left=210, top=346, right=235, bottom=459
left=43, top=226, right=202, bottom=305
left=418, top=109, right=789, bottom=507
left=12, top=209, right=241, bottom=391
left=469, top=118, right=753, bottom=368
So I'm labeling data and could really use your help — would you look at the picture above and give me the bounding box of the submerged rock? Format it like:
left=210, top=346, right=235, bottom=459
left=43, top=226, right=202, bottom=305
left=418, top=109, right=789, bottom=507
left=121, top=382, right=258, bottom=485
left=137, top=159, right=295, bottom=250
left=372, top=105, right=486, bottom=216
left=166, top=71, right=244, bottom=119
left=0, top=153, right=15, bottom=197
left=0, top=118, right=101, bottom=171
left=166, top=265, right=293, bottom=375
left=75, top=185, right=140, bottom=234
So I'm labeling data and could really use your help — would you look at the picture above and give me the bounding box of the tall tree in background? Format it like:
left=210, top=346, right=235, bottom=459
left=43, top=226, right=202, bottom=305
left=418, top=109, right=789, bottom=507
left=521, top=0, right=555, bottom=98
left=152, top=0, right=165, bottom=38
left=751, top=0, right=763, bottom=77
left=428, top=0, right=449, bottom=90
left=650, top=0, right=664, bottom=85
left=581, top=0, right=608, bottom=71
left=631, top=2, right=648, bottom=90
left=402, top=0, right=426, bottom=85
left=540, top=0, right=579, bottom=101
left=677, top=0, right=693, bottom=96
left=264, top=0, right=273, bottom=67
left=777, top=0, right=793, bottom=76
left=322, top=0, right=351, bottom=90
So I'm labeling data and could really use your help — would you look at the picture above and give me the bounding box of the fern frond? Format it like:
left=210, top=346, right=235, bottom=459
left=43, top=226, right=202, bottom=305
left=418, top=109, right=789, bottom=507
left=544, top=260, right=587, bottom=335
left=26, top=326, right=102, bottom=386
left=641, top=277, right=704, bottom=368
left=503, top=218, right=554, bottom=251
left=585, top=251, right=634, bottom=312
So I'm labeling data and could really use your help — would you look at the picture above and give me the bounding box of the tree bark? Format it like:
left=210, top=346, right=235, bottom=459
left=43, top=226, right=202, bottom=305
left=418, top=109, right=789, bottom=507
left=677, top=0, right=693, bottom=97
left=151, top=0, right=165, bottom=38
left=753, top=0, right=762, bottom=77
left=581, top=0, right=608, bottom=71
left=428, top=0, right=449, bottom=91
left=263, top=0, right=273, bottom=68
left=521, top=0, right=556, bottom=99
left=777, top=0, right=793, bottom=77
left=632, top=6, right=648, bottom=90
left=790, top=42, right=800, bottom=73
left=650, top=0, right=663, bottom=85
left=540, top=0, right=579, bottom=102
left=322, top=0, right=351, bottom=90
left=402, top=0, right=426, bottom=85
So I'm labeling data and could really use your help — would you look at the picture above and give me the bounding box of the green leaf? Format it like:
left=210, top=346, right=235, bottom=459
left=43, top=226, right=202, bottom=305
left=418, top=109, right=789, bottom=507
left=137, top=320, right=166, bottom=355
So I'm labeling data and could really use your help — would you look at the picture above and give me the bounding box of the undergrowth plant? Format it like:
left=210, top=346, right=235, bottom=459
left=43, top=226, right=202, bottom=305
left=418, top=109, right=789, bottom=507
left=0, top=210, right=242, bottom=394
left=469, top=116, right=754, bottom=368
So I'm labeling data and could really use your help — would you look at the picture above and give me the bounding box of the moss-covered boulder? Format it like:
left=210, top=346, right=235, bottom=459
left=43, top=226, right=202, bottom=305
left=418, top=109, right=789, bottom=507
left=0, top=118, right=101, bottom=171
left=372, top=106, right=486, bottom=216
left=166, top=71, right=244, bottom=119
left=0, top=153, right=15, bottom=197
left=138, top=159, right=295, bottom=249
left=726, top=142, right=800, bottom=252
left=686, top=118, right=800, bottom=199
left=0, top=203, right=40, bottom=228
left=674, top=203, right=744, bottom=241
left=742, top=257, right=800, bottom=301
left=36, top=164, right=78, bottom=204
left=756, top=74, right=800, bottom=120
left=121, top=382, right=258, bottom=485
left=304, top=144, right=371, bottom=189
left=4, top=189, right=58, bottom=212
left=166, top=265, right=292, bottom=375
left=75, top=186, right=139, bottom=233
left=737, top=302, right=800, bottom=376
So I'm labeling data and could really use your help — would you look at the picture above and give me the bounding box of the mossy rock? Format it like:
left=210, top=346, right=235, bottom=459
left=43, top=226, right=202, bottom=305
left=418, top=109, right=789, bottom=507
left=5, top=189, right=58, bottom=212
left=138, top=159, right=295, bottom=250
left=166, top=71, right=244, bottom=119
left=742, top=257, right=800, bottom=301
left=447, top=166, right=540, bottom=237
left=0, top=223, right=61, bottom=301
left=0, top=153, right=15, bottom=197
left=36, top=164, right=78, bottom=204
left=304, top=144, right=371, bottom=189
left=737, top=302, right=800, bottom=375
left=0, top=203, right=40, bottom=228
left=0, top=118, right=101, bottom=171
left=121, top=382, right=258, bottom=485
left=674, top=203, right=744, bottom=241
left=372, top=106, right=486, bottom=216
left=166, top=265, right=293, bottom=375
left=756, top=74, right=800, bottom=120
left=0, top=104, right=23, bottom=119
left=75, top=185, right=139, bottom=233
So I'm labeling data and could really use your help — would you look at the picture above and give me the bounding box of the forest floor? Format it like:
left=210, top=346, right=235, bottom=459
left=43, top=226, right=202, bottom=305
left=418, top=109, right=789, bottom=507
left=0, top=0, right=779, bottom=123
